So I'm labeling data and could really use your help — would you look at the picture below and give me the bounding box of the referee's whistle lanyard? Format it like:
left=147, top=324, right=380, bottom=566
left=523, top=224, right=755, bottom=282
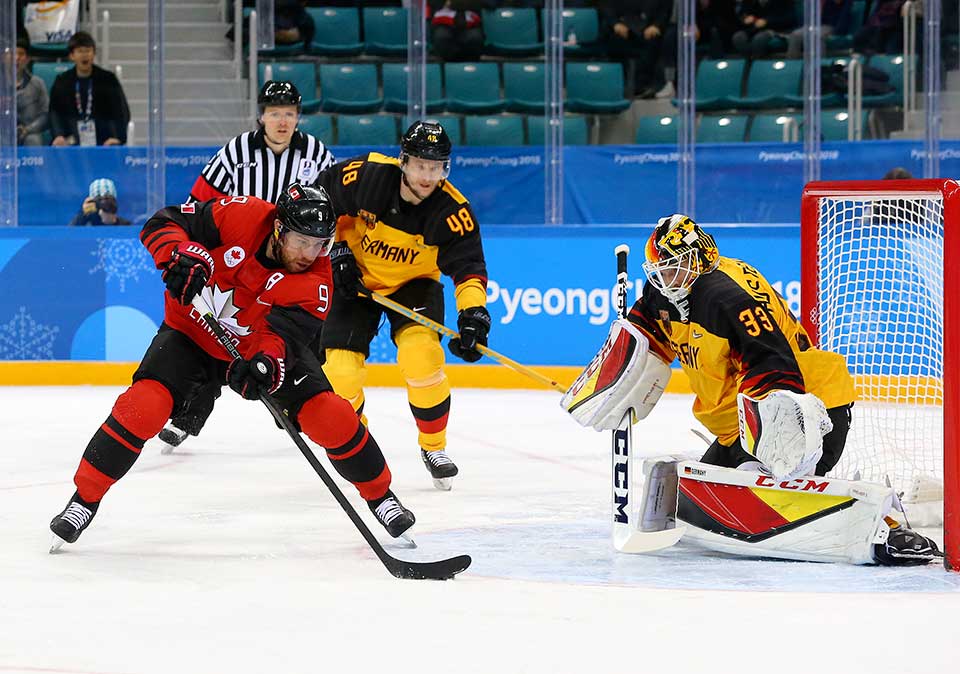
left=74, top=78, right=97, bottom=146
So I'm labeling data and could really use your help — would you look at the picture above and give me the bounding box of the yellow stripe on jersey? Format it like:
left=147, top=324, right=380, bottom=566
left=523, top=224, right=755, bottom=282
left=454, top=278, right=487, bottom=311
left=441, top=180, right=468, bottom=205
left=366, top=152, right=401, bottom=167
left=750, top=488, right=854, bottom=523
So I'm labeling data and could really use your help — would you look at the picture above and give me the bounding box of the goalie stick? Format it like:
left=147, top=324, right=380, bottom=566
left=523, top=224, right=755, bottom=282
left=361, top=288, right=568, bottom=393
left=190, top=294, right=471, bottom=581
left=611, top=245, right=685, bottom=553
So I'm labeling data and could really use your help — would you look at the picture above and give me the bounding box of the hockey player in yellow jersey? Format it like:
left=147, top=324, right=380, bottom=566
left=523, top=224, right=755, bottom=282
left=563, top=214, right=941, bottom=565
left=316, top=121, right=489, bottom=490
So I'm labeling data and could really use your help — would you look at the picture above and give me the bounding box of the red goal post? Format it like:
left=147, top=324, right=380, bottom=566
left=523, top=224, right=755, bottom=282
left=800, top=179, right=960, bottom=572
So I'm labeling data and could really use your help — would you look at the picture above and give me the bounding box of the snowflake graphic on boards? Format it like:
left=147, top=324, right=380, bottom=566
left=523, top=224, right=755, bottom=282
left=0, top=307, right=60, bottom=359
left=89, top=239, right=155, bottom=292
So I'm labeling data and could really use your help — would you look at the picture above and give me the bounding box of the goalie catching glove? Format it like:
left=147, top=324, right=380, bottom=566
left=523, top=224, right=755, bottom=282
left=737, top=390, right=833, bottom=480
left=561, top=318, right=671, bottom=430
left=227, top=352, right=285, bottom=400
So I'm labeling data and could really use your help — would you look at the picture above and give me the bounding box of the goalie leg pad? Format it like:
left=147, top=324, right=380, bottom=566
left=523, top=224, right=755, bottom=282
left=737, top=390, right=833, bottom=481
left=562, top=318, right=671, bottom=431
left=676, top=461, right=894, bottom=565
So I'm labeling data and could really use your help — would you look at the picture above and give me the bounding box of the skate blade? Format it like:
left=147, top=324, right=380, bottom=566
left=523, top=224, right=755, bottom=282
left=399, top=532, right=418, bottom=549
left=49, top=533, right=68, bottom=554
left=432, top=477, right=453, bottom=491
left=159, top=444, right=175, bottom=455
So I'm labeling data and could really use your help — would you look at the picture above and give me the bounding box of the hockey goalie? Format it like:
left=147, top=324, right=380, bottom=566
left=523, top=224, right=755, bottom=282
left=562, top=214, right=942, bottom=566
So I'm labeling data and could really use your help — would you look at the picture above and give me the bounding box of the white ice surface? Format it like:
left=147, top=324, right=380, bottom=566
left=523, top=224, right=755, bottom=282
left=1, top=387, right=958, bottom=674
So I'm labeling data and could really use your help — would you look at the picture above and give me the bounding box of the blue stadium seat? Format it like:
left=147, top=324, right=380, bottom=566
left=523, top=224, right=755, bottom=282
left=259, top=62, right=321, bottom=112
left=544, top=8, right=601, bottom=54
left=318, top=64, right=382, bottom=113
left=31, top=62, right=72, bottom=93
left=685, top=59, right=745, bottom=110
left=749, top=114, right=800, bottom=142
left=731, top=59, right=802, bottom=109
left=821, top=109, right=869, bottom=141
left=382, top=63, right=445, bottom=113
left=363, top=7, right=408, bottom=55
left=337, top=115, right=398, bottom=146
left=444, top=63, right=505, bottom=114
left=697, top=115, right=749, bottom=143
left=463, top=116, right=525, bottom=146
left=298, top=113, right=334, bottom=141
left=404, top=115, right=463, bottom=146
left=863, top=54, right=907, bottom=107
left=565, top=63, right=630, bottom=114
left=483, top=8, right=542, bottom=55
left=307, top=7, right=363, bottom=55
left=526, top=115, right=590, bottom=145
left=635, top=115, right=678, bottom=144
left=503, top=62, right=545, bottom=113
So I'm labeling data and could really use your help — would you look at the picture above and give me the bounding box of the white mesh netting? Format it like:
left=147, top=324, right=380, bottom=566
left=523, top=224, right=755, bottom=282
left=815, top=193, right=944, bottom=508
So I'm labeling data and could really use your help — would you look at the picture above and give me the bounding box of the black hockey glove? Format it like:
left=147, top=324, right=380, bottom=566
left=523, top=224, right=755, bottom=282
left=330, top=242, right=362, bottom=300
left=226, top=353, right=285, bottom=400
left=162, top=242, right=215, bottom=305
left=448, top=306, right=491, bottom=363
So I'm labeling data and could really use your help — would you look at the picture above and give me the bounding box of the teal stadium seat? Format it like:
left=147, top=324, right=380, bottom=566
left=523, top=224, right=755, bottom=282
left=863, top=54, right=907, bottom=107
left=826, top=0, right=866, bottom=52
left=821, top=109, right=868, bottom=141
left=363, top=7, right=408, bottom=55
left=244, top=7, right=301, bottom=55
left=444, top=63, right=505, bottom=114
left=464, top=116, right=525, bottom=146
left=483, top=8, right=542, bottom=55
left=318, top=64, right=382, bottom=113
left=635, top=115, right=678, bottom=144
left=382, top=63, right=445, bottom=113
left=684, top=59, right=746, bottom=110
left=259, top=62, right=321, bottom=112
left=565, top=63, right=630, bottom=114
left=526, top=115, right=589, bottom=145
left=749, top=114, right=800, bottom=142
left=697, top=115, right=749, bottom=143
left=298, top=113, right=334, bottom=141
left=337, top=115, right=398, bottom=146
left=403, top=115, right=463, bottom=146
left=307, top=7, right=363, bottom=55
left=31, top=62, right=72, bottom=93
left=545, top=8, right=600, bottom=55
left=503, top=62, right=545, bottom=113
left=732, top=59, right=802, bottom=109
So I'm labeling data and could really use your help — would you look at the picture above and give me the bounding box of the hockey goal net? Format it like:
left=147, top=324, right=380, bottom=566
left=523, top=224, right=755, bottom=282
left=801, top=179, right=959, bottom=571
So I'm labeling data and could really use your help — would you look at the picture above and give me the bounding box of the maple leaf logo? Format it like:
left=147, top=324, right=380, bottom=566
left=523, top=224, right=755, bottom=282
left=197, top=285, right=251, bottom=337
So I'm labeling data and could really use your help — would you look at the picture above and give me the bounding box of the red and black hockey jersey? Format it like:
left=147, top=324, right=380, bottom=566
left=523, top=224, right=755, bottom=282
left=140, top=195, right=333, bottom=364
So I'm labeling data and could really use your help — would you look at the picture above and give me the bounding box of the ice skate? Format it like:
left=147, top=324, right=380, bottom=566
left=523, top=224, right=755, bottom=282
left=874, top=520, right=943, bottom=566
left=368, top=490, right=416, bottom=543
left=158, top=423, right=189, bottom=454
left=421, top=449, right=458, bottom=491
left=49, top=491, right=100, bottom=552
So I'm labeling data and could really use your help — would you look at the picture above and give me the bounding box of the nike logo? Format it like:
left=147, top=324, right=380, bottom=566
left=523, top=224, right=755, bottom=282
left=412, top=306, right=427, bottom=312
left=256, top=296, right=270, bottom=306
left=294, top=375, right=308, bottom=386
left=692, top=330, right=703, bottom=339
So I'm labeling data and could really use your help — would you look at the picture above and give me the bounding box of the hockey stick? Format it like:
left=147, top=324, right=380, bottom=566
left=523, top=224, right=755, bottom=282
left=189, top=294, right=471, bottom=580
left=361, top=288, right=568, bottom=393
left=611, top=245, right=685, bottom=554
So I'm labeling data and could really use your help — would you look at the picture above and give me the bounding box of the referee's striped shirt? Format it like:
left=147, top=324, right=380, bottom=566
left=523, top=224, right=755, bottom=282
left=188, top=127, right=335, bottom=203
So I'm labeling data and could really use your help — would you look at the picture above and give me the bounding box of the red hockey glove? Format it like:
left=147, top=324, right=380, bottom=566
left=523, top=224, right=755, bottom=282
left=162, top=242, right=214, bottom=305
left=226, top=353, right=285, bottom=400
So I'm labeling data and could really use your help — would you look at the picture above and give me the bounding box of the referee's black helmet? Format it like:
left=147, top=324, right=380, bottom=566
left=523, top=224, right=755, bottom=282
left=275, top=183, right=336, bottom=242
left=401, top=121, right=452, bottom=162
left=258, top=80, right=302, bottom=116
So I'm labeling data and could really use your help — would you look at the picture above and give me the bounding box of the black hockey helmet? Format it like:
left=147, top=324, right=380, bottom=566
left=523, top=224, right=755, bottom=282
left=258, top=80, right=302, bottom=116
left=275, top=183, right=337, bottom=254
left=401, top=121, right=452, bottom=162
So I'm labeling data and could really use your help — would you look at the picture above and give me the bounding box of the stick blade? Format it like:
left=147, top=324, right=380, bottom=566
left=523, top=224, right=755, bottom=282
left=613, top=526, right=685, bottom=554
left=385, top=554, right=472, bottom=581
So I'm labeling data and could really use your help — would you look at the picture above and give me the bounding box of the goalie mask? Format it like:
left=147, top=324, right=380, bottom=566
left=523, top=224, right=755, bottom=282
left=642, top=214, right=719, bottom=303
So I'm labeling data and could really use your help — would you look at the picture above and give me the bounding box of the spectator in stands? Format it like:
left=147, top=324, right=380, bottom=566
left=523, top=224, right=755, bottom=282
left=598, top=0, right=674, bottom=99
left=15, top=37, right=48, bottom=146
left=428, top=1, right=490, bottom=62
left=853, top=0, right=906, bottom=54
left=656, top=0, right=739, bottom=99
left=883, top=167, right=913, bottom=180
left=731, top=0, right=799, bottom=58
left=68, top=179, right=131, bottom=227
left=48, top=32, right=130, bottom=146
left=786, top=0, right=853, bottom=58
left=275, top=0, right=314, bottom=50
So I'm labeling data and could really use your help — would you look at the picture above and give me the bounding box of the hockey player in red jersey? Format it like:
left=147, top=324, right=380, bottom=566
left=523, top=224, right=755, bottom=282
left=50, top=184, right=415, bottom=550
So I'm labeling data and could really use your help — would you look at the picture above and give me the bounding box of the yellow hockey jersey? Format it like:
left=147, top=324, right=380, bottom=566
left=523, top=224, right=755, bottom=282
left=628, top=257, right=855, bottom=445
left=316, top=152, right=487, bottom=310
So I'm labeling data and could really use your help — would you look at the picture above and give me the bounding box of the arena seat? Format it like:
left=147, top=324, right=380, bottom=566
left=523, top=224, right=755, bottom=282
left=307, top=7, right=363, bottom=56
left=503, top=62, right=545, bottom=113
left=363, top=6, right=408, bottom=55
left=685, top=59, right=746, bottom=111
left=731, top=59, right=802, bottom=109
left=565, top=63, right=630, bottom=114
left=297, top=113, right=334, bottom=141
left=383, top=63, right=445, bottom=113
left=319, top=64, right=382, bottom=113
left=526, top=115, right=589, bottom=145
left=445, top=63, right=505, bottom=114
left=31, top=62, right=72, bottom=93
left=336, top=115, right=398, bottom=146
left=635, top=115, right=678, bottom=144
left=749, top=114, right=800, bottom=142
left=697, top=115, right=749, bottom=143
left=464, top=116, right=524, bottom=146
left=483, top=8, right=542, bottom=55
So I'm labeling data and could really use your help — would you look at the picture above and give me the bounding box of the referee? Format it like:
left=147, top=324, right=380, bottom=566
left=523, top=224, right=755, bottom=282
left=158, top=80, right=336, bottom=452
